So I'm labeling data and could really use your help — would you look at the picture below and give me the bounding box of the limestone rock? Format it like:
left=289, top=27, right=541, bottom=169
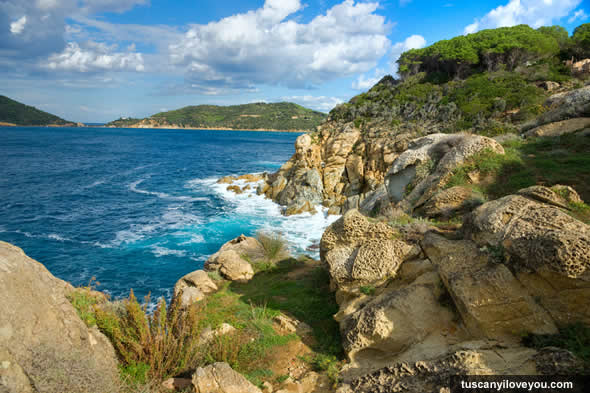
left=463, top=193, right=590, bottom=278
left=192, top=362, right=262, bottom=393
left=340, top=275, right=453, bottom=369
left=422, top=233, right=558, bottom=339
left=385, top=133, right=504, bottom=213
left=213, top=250, right=254, bottom=282
left=205, top=234, right=264, bottom=269
left=0, top=241, right=119, bottom=393
left=199, top=323, right=237, bottom=346
left=539, top=81, right=560, bottom=91
left=516, top=185, right=582, bottom=209
left=320, top=210, right=419, bottom=287
left=417, top=186, right=484, bottom=219
left=524, top=117, right=590, bottom=138
left=174, top=269, right=218, bottom=307
left=522, top=86, right=590, bottom=131
left=345, top=346, right=579, bottom=393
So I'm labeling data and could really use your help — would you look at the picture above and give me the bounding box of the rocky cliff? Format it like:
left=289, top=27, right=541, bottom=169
left=0, top=242, right=119, bottom=393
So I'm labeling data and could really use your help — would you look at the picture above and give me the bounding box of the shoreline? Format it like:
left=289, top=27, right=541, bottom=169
left=103, top=125, right=310, bottom=133
left=0, top=123, right=310, bottom=133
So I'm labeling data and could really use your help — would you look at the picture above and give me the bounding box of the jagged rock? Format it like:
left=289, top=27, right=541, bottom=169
left=320, top=210, right=419, bottom=287
left=205, top=234, right=264, bottom=268
left=227, top=185, right=243, bottom=194
left=422, top=233, right=557, bottom=338
left=522, top=86, right=590, bottom=132
left=463, top=192, right=590, bottom=278
left=192, top=362, right=262, bottom=393
left=211, top=250, right=254, bottom=282
left=339, top=272, right=454, bottom=370
left=516, top=185, right=582, bottom=209
left=416, top=186, right=484, bottom=218
left=174, top=269, right=218, bottom=307
left=385, top=133, right=504, bottom=213
left=0, top=242, right=119, bottom=393
left=523, top=117, right=590, bottom=138
left=342, top=346, right=581, bottom=393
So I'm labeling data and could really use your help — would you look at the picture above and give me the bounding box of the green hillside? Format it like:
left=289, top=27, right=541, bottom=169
left=329, top=23, right=590, bottom=136
left=0, top=95, right=71, bottom=126
left=106, top=102, right=327, bottom=131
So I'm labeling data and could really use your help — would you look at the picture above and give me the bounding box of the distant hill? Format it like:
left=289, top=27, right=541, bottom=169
left=105, top=102, right=327, bottom=131
left=0, top=95, right=76, bottom=126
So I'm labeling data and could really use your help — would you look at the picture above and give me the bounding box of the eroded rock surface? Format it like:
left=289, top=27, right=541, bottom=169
left=0, top=242, right=119, bottom=393
left=192, top=362, right=262, bottom=393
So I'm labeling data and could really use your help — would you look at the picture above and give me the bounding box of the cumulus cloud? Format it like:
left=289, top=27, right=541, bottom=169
left=169, top=0, right=390, bottom=91
left=45, top=41, right=145, bottom=72
left=464, top=0, right=581, bottom=34
left=390, top=34, right=426, bottom=74
left=278, top=95, right=344, bottom=112
left=568, top=9, right=588, bottom=24
left=9, top=16, right=27, bottom=35
left=352, top=68, right=386, bottom=90
left=0, top=0, right=150, bottom=72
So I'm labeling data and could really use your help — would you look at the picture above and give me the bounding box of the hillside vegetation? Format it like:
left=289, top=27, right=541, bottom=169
left=330, top=23, right=589, bottom=136
left=0, top=95, right=73, bottom=126
left=106, top=102, right=327, bottom=131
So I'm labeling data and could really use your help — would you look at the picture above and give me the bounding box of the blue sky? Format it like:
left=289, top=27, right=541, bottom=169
left=1, top=0, right=588, bottom=123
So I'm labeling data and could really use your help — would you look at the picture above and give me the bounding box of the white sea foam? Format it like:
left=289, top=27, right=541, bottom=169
left=112, top=206, right=204, bottom=247
left=150, top=245, right=187, bottom=258
left=190, top=175, right=340, bottom=257
left=47, top=233, right=70, bottom=242
left=129, top=179, right=208, bottom=202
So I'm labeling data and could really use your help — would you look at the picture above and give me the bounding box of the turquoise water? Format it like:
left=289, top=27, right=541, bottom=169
left=0, top=127, right=338, bottom=302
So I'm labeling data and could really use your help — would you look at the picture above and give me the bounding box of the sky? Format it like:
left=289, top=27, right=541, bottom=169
left=1, top=0, right=588, bottom=123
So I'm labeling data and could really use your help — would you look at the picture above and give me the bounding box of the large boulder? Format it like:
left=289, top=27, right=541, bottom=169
left=416, top=186, right=485, bottom=219
left=0, top=242, right=119, bottom=393
left=522, top=86, right=590, bottom=132
left=463, top=188, right=590, bottom=325
left=523, top=117, right=590, bottom=138
left=385, top=133, right=504, bottom=213
left=422, top=233, right=557, bottom=339
left=340, top=345, right=582, bottom=393
left=208, top=250, right=254, bottom=283
left=192, top=362, right=262, bottom=393
left=205, top=234, right=265, bottom=266
left=320, top=209, right=420, bottom=288
left=174, top=269, right=218, bottom=307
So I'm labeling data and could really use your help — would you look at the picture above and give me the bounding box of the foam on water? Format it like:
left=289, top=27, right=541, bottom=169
left=150, top=245, right=188, bottom=258
left=129, top=178, right=208, bottom=202
left=189, top=175, right=340, bottom=257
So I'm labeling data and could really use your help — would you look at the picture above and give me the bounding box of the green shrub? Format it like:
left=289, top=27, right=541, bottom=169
left=522, top=323, right=590, bottom=368
left=94, top=290, right=205, bottom=381
left=359, top=285, right=376, bottom=296
left=257, top=231, right=289, bottom=262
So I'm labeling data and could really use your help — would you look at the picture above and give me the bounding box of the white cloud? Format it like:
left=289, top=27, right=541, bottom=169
left=352, top=68, right=386, bottom=90
left=464, top=0, right=581, bottom=34
left=390, top=34, right=426, bottom=75
left=10, top=16, right=27, bottom=35
left=568, top=9, right=588, bottom=23
left=81, top=0, right=149, bottom=14
left=169, top=0, right=390, bottom=91
left=279, top=95, right=344, bottom=112
left=45, top=41, right=145, bottom=72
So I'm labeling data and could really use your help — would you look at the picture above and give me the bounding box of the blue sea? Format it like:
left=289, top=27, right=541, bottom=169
left=0, top=127, right=338, bottom=303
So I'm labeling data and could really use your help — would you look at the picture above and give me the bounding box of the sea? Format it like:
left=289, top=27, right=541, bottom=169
left=0, top=126, right=338, bottom=303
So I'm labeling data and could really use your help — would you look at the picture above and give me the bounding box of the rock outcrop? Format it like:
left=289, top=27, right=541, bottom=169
left=174, top=269, right=218, bottom=308
left=192, top=362, right=262, bottom=393
left=0, top=242, right=119, bottom=393
left=204, top=234, right=263, bottom=282
left=522, top=86, right=590, bottom=132
left=319, top=186, right=590, bottom=389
